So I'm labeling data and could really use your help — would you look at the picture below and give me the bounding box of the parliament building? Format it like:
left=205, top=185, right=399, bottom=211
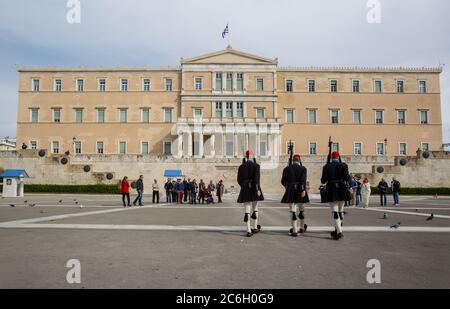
left=16, top=46, right=443, bottom=159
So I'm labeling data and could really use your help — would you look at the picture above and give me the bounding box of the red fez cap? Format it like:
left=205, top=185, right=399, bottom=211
left=293, top=154, right=301, bottom=161
left=331, top=151, right=340, bottom=159
left=245, top=150, right=254, bottom=157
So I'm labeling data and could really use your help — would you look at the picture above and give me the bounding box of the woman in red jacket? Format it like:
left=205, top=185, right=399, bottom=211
left=120, top=176, right=131, bottom=207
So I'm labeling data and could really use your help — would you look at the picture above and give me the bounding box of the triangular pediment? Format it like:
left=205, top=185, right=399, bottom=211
left=181, top=46, right=277, bottom=65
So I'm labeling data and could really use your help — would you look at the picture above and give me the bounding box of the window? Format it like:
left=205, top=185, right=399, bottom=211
left=74, top=141, right=82, bottom=154
left=352, top=80, right=360, bottom=93
left=75, top=108, right=83, bottom=123
left=195, top=78, right=202, bottom=91
left=163, top=141, right=172, bottom=155
left=399, top=143, right=407, bottom=156
left=286, top=109, right=294, bottom=123
left=97, top=108, right=105, bottom=123
left=77, top=79, right=84, bottom=92
left=119, top=109, right=128, bottom=123
left=32, top=79, right=40, bottom=92
left=331, top=110, right=339, bottom=124
left=236, top=73, right=244, bottom=91
left=256, top=108, right=265, bottom=119
left=165, top=79, right=173, bottom=91
left=236, top=102, right=244, bottom=118
left=225, top=102, right=233, bottom=118
left=30, top=108, right=39, bottom=123
left=353, top=110, right=361, bottom=124
left=420, top=110, right=429, bottom=124
left=375, top=110, right=384, bottom=124
left=164, top=108, right=172, bottom=123
left=260, top=140, right=267, bottom=157
left=397, top=110, right=406, bottom=124
left=309, top=142, right=317, bottom=155
left=55, top=79, right=62, bottom=92
left=374, top=80, right=382, bottom=93
left=354, top=143, right=362, bottom=155
left=96, top=141, right=104, bottom=154
left=332, top=143, right=339, bottom=152
left=226, top=73, right=233, bottom=91
left=141, top=142, right=149, bottom=155
left=215, top=73, right=223, bottom=90
left=52, top=141, right=60, bottom=154
left=141, top=108, right=150, bottom=123
left=98, top=79, right=106, bottom=92
left=376, top=142, right=385, bottom=155
left=397, top=80, right=404, bottom=93
left=226, top=139, right=234, bottom=156
left=194, top=108, right=202, bottom=119
left=308, top=109, right=317, bottom=124
left=30, top=141, right=37, bottom=150
left=421, top=143, right=430, bottom=152
left=256, top=78, right=264, bottom=91
left=215, top=102, right=223, bottom=118
left=121, top=79, right=128, bottom=92
left=419, top=81, right=427, bottom=93
left=119, top=142, right=127, bottom=155
left=52, top=108, right=61, bottom=123
left=308, top=79, right=316, bottom=92
left=143, top=79, right=150, bottom=91
left=286, top=80, right=293, bottom=92
left=330, top=80, right=338, bottom=93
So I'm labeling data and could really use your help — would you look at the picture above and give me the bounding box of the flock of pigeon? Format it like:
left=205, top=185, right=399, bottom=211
left=7, top=198, right=84, bottom=211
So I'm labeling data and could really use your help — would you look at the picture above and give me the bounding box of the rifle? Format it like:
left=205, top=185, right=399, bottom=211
left=326, top=136, right=332, bottom=164
left=288, top=140, right=294, bottom=166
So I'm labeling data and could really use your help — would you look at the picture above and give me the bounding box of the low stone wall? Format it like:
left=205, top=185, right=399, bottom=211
left=1, top=150, right=449, bottom=194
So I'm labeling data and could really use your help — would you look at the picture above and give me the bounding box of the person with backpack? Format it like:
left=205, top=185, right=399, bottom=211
left=391, top=177, right=401, bottom=206
left=355, top=178, right=362, bottom=207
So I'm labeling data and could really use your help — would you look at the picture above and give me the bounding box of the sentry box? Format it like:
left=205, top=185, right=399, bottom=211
left=0, top=169, right=30, bottom=198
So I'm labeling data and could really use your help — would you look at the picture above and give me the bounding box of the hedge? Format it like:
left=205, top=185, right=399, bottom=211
left=23, top=184, right=120, bottom=194
left=370, top=187, right=450, bottom=196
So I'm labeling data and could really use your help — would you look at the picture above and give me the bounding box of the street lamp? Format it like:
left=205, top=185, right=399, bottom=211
left=384, top=138, right=388, bottom=156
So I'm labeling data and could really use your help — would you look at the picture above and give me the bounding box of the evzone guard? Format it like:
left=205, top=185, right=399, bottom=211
left=237, top=150, right=264, bottom=237
left=320, top=150, right=352, bottom=240
left=281, top=153, right=309, bottom=237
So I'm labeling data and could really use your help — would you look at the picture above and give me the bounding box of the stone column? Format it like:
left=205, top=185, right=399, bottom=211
left=187, top=132, right=193, bottom=158
left=199, top=132, right=204, bottom=158
left=245, top=133, right=249, bottom=152
left=234, top=132, right=238, bottom=157
left=210, top=134, right=216, bottom=158
left=256, top=130, right=260, bottom=157
left=177, top=133, right=183, bottom=158
left=222, top=132, right=226, bottom=157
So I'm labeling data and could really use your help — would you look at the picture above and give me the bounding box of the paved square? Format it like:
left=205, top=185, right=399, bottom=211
left=0, top=194, right=449, bottom=288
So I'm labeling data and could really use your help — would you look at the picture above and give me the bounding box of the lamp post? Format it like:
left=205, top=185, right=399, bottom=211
left=384, top=138, right=388, bottom=156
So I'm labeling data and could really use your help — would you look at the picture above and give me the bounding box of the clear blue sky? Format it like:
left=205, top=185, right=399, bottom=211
left=0, top=0, right=448, bottom=142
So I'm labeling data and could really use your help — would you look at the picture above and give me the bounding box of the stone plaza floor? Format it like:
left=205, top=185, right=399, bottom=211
left=0, top=193, right=449, bottom=288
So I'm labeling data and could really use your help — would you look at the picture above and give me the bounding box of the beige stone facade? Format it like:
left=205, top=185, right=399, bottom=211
left=16, top=46, right=443, bottom=158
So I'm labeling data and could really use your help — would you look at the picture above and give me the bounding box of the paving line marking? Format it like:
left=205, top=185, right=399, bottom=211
left=359, top=207, right=450, bottom=219
left=0, top=223, right=450, bottom=233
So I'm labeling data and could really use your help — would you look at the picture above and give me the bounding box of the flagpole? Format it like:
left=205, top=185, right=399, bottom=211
left=228, top=22, right=230, bottom=47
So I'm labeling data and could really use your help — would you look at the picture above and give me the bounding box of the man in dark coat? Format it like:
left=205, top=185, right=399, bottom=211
left=377, top=178, right=388, bottom=206
left=237, top=150, right=263, bottom=237
left=321, top=151, right=352, bottom=240
left=281, top=154, right=309, bottom=237
left=133, top=175, right=144, bottom=206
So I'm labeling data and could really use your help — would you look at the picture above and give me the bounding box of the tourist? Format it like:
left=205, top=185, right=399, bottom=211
left=176, top=179, right=184, bottom=204
left=183, top=178, right=189, bottom=203
left=355, top=177, right=362, bottom=206
left=198, top=179, right=206, bottom=204
left=216, top=180, right=224, bottom=203
left=164, top=178, right=173, bottom=203
left=377, top=178, right=388, bottom=206
left=208, top=180, right=216, bottom=203
left=171, top=180, right=177, bottom=203
left=391, top=177, right=401, bottom=206
left=351, top=177, right=358, bottom=206
left=361, top=178, right=371, bottom=208
left=120, top=176, right=131, bottom=207
left=190, top=179, right=198, bottom=204
left=152, top=179, right=160, bottom=204
left=133, top=175, right=144, bottom=206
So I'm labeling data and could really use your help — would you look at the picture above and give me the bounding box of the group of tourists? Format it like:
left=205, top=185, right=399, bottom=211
left=346, top=176, right=402, bottom=208
left=119, top=176, right=225, bottom=206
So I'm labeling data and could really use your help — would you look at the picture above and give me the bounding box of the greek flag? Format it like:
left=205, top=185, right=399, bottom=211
left=222, top=24, right=229, bottom=39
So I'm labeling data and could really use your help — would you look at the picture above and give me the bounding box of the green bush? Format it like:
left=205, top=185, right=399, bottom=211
left=23, top=184, right=121, bottom=194
left=370, top=187, right=450, bottom=195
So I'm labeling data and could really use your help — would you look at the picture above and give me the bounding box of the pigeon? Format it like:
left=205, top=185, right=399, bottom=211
left=59, top=200, right=63, bottom=203
left=24, top=200, right=28, bottom=203
left=426, top=214, right=434, bottom=221
left=75, top=201, right=79, bottom=205
left=382, top=213, right=388, bottom=219
left=390, top=222, right=401, bottom=229
left=29, top=203, right=36, bottom=207
left=40, top=209, right=44, bottom=214
left=9, top=204, right=15, bottom=207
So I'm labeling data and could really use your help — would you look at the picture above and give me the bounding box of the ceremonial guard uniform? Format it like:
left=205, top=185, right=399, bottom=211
left=281, top=154, right=309, bottom=237
left=237, top=150, right=263, bottom=237
left=320, top=151, right=352, bottom=240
